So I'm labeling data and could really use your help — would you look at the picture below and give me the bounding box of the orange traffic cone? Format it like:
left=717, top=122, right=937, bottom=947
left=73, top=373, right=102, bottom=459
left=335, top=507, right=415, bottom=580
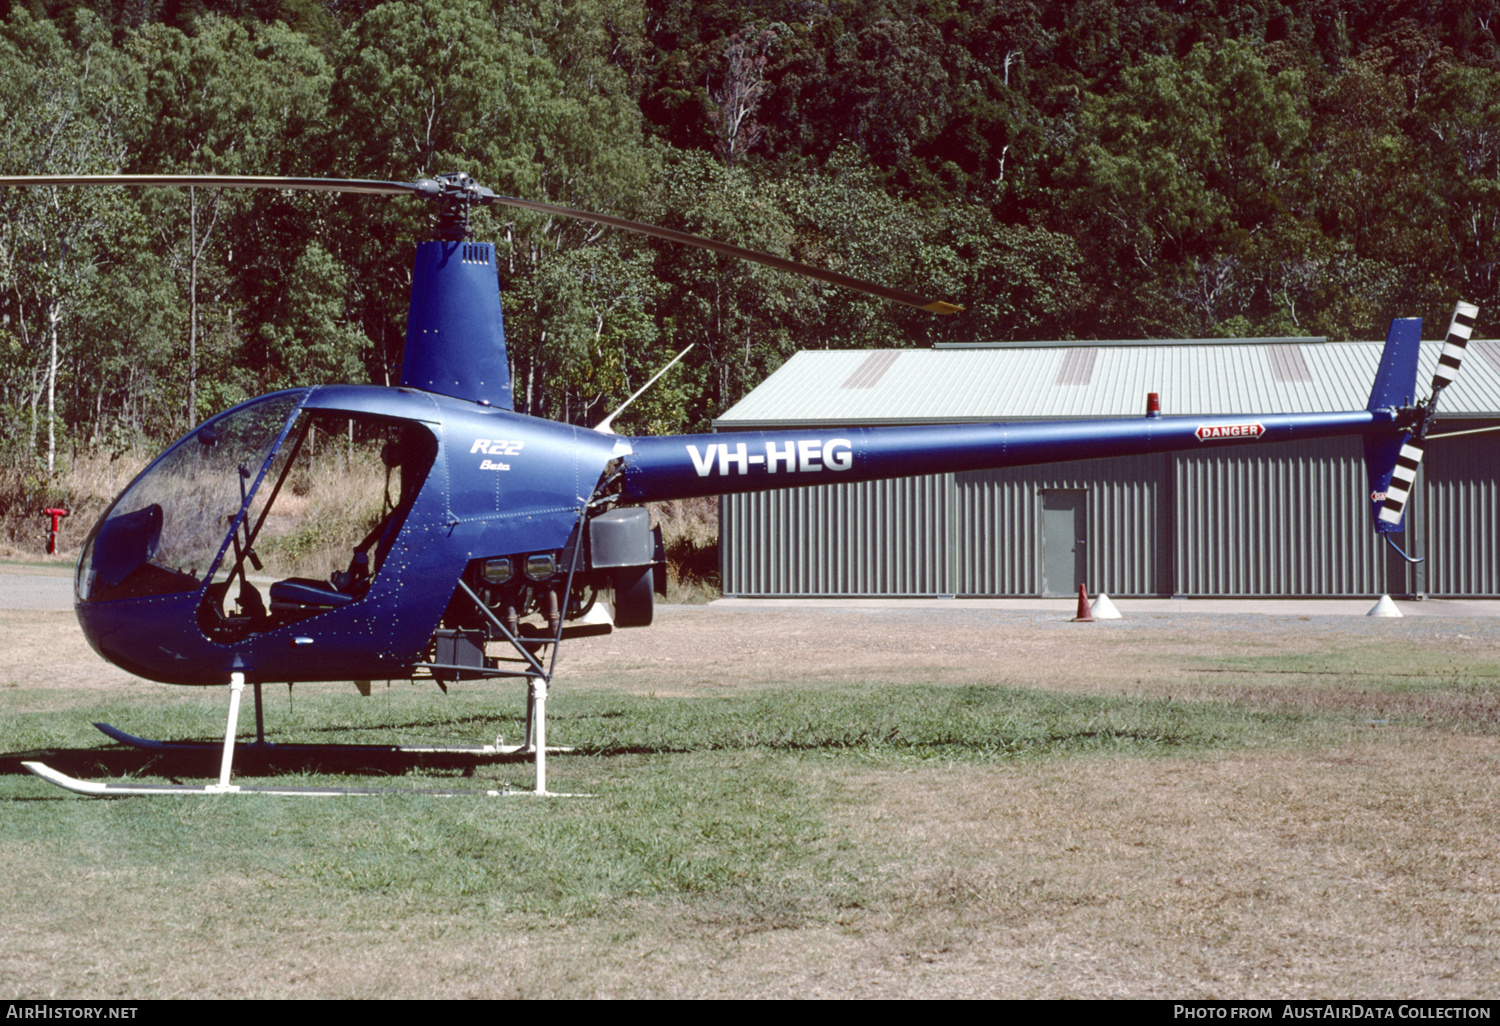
left=1071, top=583, right=1094, bottom=622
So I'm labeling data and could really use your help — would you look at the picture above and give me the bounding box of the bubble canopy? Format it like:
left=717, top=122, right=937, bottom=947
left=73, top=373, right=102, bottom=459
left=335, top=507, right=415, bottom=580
left=77, top=392, right=305, bottom=605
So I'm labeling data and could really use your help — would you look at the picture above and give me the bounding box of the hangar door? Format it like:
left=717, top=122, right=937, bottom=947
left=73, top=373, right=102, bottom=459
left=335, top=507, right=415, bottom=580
left=1039, top=491, right=1087, bottom=596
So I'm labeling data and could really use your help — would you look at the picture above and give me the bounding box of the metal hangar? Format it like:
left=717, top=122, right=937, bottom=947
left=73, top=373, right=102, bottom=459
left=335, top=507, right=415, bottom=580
left=714, top=338, right=1500, bottom=599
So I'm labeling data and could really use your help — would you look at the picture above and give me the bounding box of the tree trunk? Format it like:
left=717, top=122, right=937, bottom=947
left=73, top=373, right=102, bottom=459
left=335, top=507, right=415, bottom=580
left=46, top=289, right=61, bottom=476
left=188, top=186, right=198, bottom=429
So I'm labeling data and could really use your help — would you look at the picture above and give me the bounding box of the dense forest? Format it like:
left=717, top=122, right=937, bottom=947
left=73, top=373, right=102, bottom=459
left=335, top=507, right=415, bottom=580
left=2, top=0, right=1498, bottom=477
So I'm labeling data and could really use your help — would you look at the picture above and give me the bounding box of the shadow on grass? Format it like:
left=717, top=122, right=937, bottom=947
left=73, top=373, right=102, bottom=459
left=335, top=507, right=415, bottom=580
left=0, top=741, right=539, bottom=785
left=0, top=682, right=1281, bottom=792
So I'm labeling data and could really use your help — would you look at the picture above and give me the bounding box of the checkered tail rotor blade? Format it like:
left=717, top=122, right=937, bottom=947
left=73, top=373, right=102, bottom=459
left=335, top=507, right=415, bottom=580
left=1377, top=438, right=1425, bottom=526
left=1376, top=301, right=1478, bottom=527
left=1430, top=300, right=1478, bottom=400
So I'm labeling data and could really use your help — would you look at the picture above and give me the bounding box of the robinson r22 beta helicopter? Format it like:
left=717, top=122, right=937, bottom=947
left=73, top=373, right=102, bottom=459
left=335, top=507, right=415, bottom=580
left=0, top=172, right=1478, bottom=796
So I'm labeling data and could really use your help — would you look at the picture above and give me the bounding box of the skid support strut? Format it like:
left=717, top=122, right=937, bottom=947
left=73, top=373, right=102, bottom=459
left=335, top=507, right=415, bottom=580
left=447, top=569, right=585, bottom=797
left=532, top=676, right=548, bottom=795
left=215, top=672, right=247, bottom=792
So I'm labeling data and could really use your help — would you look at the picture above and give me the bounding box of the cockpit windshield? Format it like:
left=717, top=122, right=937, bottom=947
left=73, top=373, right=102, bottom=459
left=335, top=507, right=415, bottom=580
left=77, top=393, right=304, bottom=604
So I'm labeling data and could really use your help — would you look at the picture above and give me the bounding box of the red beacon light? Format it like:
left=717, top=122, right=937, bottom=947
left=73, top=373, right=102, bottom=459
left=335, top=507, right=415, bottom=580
left=1145, top=392, right=1162, bottom=419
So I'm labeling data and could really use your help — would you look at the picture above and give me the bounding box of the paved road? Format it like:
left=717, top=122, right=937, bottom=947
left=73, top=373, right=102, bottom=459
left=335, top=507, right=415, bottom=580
left=2, top=562, right=1494, bottom=618
left=713, top=595, right=1500, bottom=618
left=0, top=570, right=74, bottom=611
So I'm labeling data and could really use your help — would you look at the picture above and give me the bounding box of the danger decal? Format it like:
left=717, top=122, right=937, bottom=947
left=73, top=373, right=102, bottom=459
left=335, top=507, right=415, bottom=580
left=1194, top=422, right=1265, bottom=442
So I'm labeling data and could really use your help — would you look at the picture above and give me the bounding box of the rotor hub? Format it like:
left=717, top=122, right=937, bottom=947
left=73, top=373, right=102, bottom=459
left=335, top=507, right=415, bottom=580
left=417, top=171, right=494, bottom=241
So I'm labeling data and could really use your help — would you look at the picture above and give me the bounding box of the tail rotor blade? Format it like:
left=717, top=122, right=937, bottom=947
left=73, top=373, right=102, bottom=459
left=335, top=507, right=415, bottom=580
left=1377, top=439, right=1424, bottom=526
left=1431, top=300, right=1478, bottom=400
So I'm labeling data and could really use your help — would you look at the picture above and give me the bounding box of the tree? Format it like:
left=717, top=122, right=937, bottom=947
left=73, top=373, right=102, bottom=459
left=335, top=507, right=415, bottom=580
left=1303, top=59, right=1445, bottom=331
left=654, top=150, right=802, bottom=426
left=257, top=241, right=366, bottom=389
left=1059, top=39, right=1311, bottom=336
left=128, top=15, right=333, bottom=425
left=0, top=10, right=140, bottom=472
left=60, top=201, right=182, bottom=453
left=707, top=26, right=776, bottom=167
left=820, top=19, right=954, bottom=170
left=1418, top=64, right=1500, bottom=317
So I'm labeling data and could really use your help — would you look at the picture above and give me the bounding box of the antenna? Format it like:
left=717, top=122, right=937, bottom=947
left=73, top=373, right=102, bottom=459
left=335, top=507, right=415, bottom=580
left=594, top=345, right=694, bottom=435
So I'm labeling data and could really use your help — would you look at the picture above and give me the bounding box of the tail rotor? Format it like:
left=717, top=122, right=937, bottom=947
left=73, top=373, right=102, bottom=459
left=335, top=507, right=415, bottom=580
left=1375, top=301, right=1479, bottom=532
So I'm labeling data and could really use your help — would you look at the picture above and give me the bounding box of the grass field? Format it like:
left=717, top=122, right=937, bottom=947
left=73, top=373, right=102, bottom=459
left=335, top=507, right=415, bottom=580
left=0, top=600, right=1497, bottom=998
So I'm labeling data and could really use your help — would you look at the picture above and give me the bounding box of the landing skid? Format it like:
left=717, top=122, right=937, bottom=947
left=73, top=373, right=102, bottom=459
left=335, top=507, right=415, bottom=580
left=26, top=672, right=589, bottom=798
left=22, top=760, right=516, bottom=797
left=91, top=721, right=573, bottom=759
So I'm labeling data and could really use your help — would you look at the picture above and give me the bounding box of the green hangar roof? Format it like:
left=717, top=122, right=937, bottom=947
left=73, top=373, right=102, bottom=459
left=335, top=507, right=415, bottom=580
left=713, top=338, right=1500, bottom=428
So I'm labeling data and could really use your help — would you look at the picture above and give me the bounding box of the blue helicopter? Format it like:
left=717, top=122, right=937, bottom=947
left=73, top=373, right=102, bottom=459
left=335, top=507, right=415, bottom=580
left=0, top=172, right=1476, bottom=796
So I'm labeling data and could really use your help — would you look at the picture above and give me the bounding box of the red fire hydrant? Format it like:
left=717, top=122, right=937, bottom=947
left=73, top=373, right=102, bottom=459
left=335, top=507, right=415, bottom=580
left=43, top=507, right=68, bottom=555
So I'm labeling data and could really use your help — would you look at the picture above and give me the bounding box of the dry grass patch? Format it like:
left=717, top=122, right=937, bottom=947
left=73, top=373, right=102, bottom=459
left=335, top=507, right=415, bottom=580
left=0, top=452, right=147, bottom=561
left=648, top=496, right=721, bottom=602
left=557, top=606, right=1500, bottom=710
left=0, top=611, right=145, bottom=701
left=830, top=738, right=1500, bottom=998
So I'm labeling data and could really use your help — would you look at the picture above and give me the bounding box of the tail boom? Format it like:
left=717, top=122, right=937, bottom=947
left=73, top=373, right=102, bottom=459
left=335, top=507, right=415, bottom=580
left=621, top=409, right=1391, bottom=504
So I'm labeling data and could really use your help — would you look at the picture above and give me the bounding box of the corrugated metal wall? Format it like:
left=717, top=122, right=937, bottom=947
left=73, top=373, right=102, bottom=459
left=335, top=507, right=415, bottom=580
left=1420, top=420, right=1500, bottom=596
left=721, top=430, right=1497, bottom=597
left=721, top=475, right=950, bottom=595
left=722, top=456, right=1167, bottom=597
left=1171, top=437, right=1385, bottom=596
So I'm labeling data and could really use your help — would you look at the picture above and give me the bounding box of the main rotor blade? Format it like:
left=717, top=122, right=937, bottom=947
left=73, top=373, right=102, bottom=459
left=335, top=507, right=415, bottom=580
left=0, top=173, right=964, bottom=314
left=485, top=193, right=963, bottom=315
left=0, top=173, right=427, bottom=198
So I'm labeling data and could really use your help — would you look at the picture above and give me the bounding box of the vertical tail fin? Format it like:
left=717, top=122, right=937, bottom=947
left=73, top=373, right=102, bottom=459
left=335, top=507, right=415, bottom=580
left=1364, top=317, right=1423, bottom=534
